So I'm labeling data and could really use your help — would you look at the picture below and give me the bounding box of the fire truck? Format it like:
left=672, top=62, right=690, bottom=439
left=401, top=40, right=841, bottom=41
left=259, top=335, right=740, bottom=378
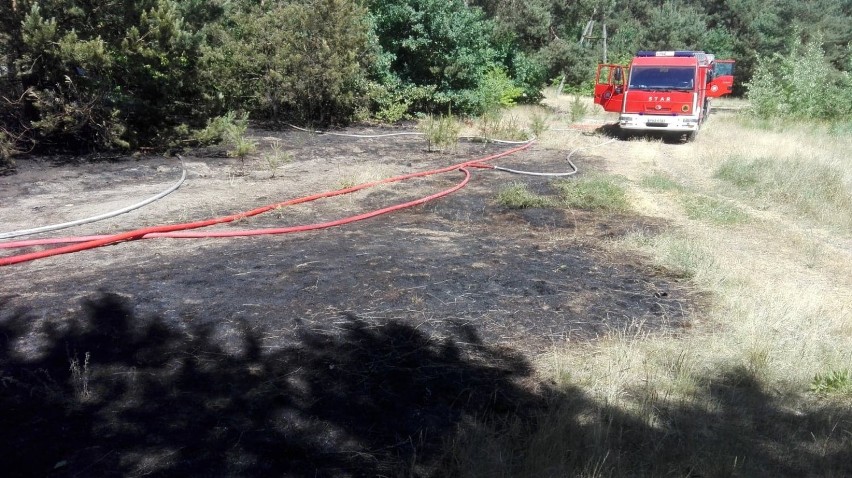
left=593, top=51, right=735, bottom=141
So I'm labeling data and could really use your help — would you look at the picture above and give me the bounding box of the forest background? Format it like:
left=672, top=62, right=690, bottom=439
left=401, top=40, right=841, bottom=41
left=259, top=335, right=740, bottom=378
left=1, top=0, right=851, bottom=166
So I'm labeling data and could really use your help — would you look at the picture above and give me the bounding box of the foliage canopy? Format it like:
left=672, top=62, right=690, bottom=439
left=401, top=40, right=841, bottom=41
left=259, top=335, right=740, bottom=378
left=1, top=0, right=850, bottom=163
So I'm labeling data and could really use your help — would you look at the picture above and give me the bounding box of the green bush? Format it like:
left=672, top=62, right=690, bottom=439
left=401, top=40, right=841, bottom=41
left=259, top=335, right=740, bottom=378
left=1, top=0, right=206, bottom=151
left=367, top=0, right=503, bottom=116
left=746, top=38, right=852, bottom=120
left=195, top=112, right=248, bottom=145
left=364, top=82, right=436, bottom=123
left=202, top=0, right=371, bottom=125
left=418, top=114, right=460, bottom=152
left=195, top=111, right=255, bottom=158
left=476, top=68, right=524, bottom=113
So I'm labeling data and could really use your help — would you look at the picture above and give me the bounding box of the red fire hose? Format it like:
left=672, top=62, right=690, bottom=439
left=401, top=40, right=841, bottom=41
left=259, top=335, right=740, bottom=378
left=0, top=142, right=532, bottom=266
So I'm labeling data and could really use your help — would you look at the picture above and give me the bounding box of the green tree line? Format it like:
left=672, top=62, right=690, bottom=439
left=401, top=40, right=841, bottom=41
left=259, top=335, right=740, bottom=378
left=1, top=0, right=850, bottom=167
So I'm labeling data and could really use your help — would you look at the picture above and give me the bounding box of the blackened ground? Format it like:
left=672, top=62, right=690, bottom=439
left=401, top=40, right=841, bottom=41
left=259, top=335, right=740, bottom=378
left=1, top=128, right=703, bottom=476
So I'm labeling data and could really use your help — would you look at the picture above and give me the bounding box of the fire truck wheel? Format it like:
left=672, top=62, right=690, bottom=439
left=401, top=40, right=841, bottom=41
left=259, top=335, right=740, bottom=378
left=686, top=131, right=698, bottom=142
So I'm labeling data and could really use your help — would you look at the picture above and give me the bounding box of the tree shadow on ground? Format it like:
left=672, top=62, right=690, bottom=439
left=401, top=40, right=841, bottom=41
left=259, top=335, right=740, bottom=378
left=595, top=123, right=690, bottom=144
left=530, top=368, right=852, bottom=477
left=2, top=293, right=850, bottom=477
left=0, top=293, right=546, bottom=477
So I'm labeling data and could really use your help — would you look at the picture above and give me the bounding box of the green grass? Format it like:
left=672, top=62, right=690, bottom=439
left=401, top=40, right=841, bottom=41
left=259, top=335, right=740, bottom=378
left=714, top=157, right=770, bottom=189
left=496, top=183, right=553, bottom=208
left=810, top=370, right=852, bottom=396
left=680, top=195, right=749, bottom=225
left=554, top=175, right=630, bottom=212
left=640, top=173, right=685, bottom=192
left=497, top=175, right=631, bottom=212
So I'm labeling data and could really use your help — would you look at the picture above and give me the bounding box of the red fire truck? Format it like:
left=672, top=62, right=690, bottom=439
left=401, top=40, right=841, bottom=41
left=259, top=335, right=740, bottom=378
left=593, top=51, right=735, bottom=141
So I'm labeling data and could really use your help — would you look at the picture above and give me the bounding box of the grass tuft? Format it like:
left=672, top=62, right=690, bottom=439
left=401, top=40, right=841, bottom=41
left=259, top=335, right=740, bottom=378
left=419, top=114, right=461, bottom=152
left=477, top=111, right=530, bottom=142
left=496, top=183, right=553, bottom=209
left=640, top=173, right=685, bottom=192
left=554, top=175, right=630, bottom=212
left=810, top=370, right=852, bottom=396
left=680, top=195, right=749, bottom=225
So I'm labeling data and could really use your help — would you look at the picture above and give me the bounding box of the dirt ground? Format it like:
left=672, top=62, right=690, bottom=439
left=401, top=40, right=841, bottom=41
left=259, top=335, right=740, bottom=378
left=0, top=126, right=701, bottom=476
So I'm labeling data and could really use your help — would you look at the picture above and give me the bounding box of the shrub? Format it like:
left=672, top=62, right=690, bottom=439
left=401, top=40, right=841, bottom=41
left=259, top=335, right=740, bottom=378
left=367, top=0, right=502, bottom=116
left=477, top=111, right=528, bottom=142
left=4, top=1, right=206, bottom=151
left=195, top=111, right=256, bottom=158
left=746, top=38, right=852, bottom=120
left=568, top=96, right=589, bottom=123
left=418, top=114, right=460, bottom=152
left=528, top=112, right=549, bottom=139
left=475, top=68, right=524, bottom=113
left=365, top=82, right=436, bottom=123
left=203, top=0, right=372, bottom=124
left=0, top=131, right=17, bottom=171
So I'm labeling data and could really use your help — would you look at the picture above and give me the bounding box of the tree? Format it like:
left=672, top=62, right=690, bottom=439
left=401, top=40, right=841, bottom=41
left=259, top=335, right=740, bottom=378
left=202, top=0, right=372, bottom=124
left=367, top=0, right=502, bottom=113
left=0, top=0, right=206, bottom=152
left=641, top=1, right=709, bottom=51
left=747, top=37, right=852, bottom=120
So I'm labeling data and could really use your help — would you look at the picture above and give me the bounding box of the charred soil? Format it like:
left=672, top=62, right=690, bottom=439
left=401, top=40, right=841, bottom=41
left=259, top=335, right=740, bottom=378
left=1, top=127, right=702, bottom=476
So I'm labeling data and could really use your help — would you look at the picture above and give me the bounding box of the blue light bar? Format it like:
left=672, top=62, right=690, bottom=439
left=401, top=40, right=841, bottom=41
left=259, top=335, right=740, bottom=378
left=636, top=51, right=703, bottom=57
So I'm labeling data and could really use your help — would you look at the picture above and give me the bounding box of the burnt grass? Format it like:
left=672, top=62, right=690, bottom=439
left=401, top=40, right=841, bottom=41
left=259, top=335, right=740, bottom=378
left=5, top=129, right=845, bottom=476
left=0, top=133, right=689, bottom=476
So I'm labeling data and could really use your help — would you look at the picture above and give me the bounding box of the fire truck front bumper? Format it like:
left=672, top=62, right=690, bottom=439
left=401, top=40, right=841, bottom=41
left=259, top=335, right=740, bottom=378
left=619, top=114, right=700, bottom=132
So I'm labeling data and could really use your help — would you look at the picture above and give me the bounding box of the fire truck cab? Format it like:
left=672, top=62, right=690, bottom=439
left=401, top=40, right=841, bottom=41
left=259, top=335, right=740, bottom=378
left=594, top=51, right=735, bottom=140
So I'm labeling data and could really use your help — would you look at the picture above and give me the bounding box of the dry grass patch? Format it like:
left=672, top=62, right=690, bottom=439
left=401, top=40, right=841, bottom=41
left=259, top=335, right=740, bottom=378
left=440, top=110, right=852, bottom=476
left=540, top=88, right=613, bottom=122
left=714, top=155, right=852, bottom=230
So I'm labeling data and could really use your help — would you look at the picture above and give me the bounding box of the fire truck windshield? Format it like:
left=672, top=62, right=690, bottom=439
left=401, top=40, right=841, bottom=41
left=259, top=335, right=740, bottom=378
left=629, top=66, right=695, bottom=91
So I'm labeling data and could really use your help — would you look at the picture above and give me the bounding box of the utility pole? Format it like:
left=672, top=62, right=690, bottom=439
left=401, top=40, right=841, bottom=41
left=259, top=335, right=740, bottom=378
left=579, top=8, right=609, bottom=64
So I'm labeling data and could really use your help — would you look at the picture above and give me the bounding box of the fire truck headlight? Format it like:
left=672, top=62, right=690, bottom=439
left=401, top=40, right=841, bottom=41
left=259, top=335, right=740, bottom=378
left=681, top=105, right=690, bottom=112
